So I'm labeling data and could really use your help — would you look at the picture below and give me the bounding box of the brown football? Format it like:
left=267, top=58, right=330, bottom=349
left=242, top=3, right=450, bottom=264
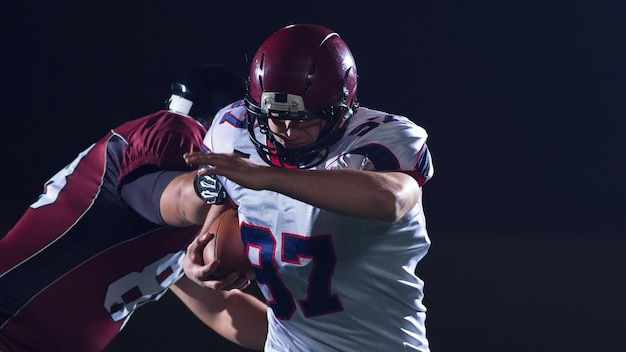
left=203, top=208, right=255, bottom=280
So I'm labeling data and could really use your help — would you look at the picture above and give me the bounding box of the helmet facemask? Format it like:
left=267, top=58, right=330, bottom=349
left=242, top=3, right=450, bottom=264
left=245, top=90, right=355, bottom=169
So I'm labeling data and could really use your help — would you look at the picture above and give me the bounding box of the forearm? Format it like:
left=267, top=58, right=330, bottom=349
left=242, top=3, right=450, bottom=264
left=170, top=277, right=267, bottom=350
left=185, top=151, right=420, bottom=222
left=262, top=168, right=420, bottom=222
left=160, top=172, right=211, bottom=226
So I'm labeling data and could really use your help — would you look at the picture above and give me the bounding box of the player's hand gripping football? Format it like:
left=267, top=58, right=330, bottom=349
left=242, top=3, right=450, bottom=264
left=183, top=205, right=250, bottom=291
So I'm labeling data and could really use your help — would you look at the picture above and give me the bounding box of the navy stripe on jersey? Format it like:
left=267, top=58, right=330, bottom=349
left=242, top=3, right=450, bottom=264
left=349, top=144, right=400, bottom=170
left=349, top=143, right=432, bottom=186
left=415, top=144, right=432, bottom=180
left=219, top=110, right=247, bottom=129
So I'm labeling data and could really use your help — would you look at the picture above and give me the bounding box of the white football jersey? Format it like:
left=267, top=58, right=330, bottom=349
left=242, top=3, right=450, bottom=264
left=205, top=101, right=434, bottom=351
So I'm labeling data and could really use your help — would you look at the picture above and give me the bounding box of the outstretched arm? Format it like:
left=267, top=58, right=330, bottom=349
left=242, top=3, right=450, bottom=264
left=170, top=276, right=267, bottom=350
left=159, top=171, right=211, bottom=226
left=172, top=206, right=266, bottom=350
left=184, top=152, right=421, bottom=222
left=121, top=170, right=211, bottom=227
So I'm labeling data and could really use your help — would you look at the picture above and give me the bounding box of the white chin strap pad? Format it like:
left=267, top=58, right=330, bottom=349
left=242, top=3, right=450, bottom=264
left=167, top=94, right=193, bottom=115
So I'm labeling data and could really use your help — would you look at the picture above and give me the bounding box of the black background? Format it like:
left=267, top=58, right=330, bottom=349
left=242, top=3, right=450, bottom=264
left=1, top=1, right=624, bottom=351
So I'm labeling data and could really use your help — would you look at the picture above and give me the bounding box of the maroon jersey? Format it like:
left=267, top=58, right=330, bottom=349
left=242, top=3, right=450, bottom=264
left=0, top=110, right=206, bottom=352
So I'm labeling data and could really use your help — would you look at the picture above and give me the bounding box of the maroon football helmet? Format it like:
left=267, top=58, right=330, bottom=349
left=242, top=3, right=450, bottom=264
left=245, top=24, right=359, bottom=168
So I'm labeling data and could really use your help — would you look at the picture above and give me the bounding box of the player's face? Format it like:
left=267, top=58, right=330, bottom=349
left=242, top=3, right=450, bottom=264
left=268, top=118, right=326, bottom=148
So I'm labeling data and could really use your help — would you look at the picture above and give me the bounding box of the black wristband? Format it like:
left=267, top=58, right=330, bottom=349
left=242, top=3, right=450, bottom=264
left=193, top=173, right=226, bottom=204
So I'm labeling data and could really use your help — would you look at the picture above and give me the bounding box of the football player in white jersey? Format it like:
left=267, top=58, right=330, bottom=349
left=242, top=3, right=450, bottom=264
left=183, top=24, right=434, bottom=351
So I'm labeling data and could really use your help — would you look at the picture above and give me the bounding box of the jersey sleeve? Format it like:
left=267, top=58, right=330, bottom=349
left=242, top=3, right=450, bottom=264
left=118, top=113, right=207, bottom=182
left=346, top=113, right=434, bottom=187
left=120, top=170, right=188, bottom=225
left=202, top=101, right=248, bottom=154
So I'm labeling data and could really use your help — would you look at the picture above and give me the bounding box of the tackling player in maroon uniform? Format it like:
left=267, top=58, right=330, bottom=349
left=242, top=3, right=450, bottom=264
left=0, top=65, right=267, bottom=352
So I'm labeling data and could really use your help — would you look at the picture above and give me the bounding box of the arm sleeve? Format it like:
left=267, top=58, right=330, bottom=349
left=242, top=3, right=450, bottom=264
left=120, top=169, right=188, bottom=225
